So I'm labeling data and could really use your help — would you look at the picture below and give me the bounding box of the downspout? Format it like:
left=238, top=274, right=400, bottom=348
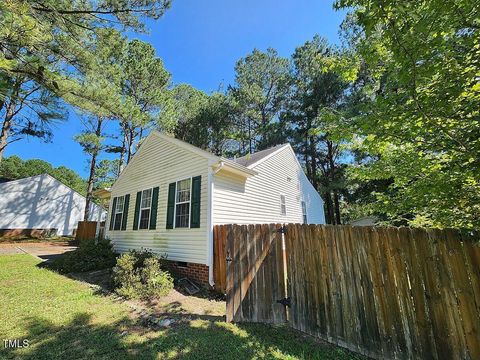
left=207, top=161, right=215, bottom=286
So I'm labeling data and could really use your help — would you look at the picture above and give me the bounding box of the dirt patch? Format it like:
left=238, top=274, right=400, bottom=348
left=0, top=246, right=24, bottom=255
left=0, top=236, right=75, bottom=244
left=69, top=269, right=226, bottom=326
left=0, top=241, right=78, bottom=261
left=147, top=288, right=225, bottom=320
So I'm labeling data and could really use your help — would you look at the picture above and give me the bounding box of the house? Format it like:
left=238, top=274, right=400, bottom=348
left=0, top=173, right=106, bottom=237
left=105, top=131, right=325, bottom=285
left=349, top=215, right=378, bottom=226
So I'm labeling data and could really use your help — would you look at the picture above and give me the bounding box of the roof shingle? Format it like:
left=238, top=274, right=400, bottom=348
left=233, top=144, right=288, bottom=167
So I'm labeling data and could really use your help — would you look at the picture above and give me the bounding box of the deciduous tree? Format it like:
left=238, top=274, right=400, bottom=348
left=335, top=0, right=480, bottom=228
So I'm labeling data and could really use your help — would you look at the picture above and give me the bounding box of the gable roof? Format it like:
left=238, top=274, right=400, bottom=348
left=234, top=144, right=290, bottom=168
left=117, top=131, right=257, bottom=181
left=0, top=173, right=86, bottom=199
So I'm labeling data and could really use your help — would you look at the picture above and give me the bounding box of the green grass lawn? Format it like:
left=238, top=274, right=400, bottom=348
left=0, top=255, right=362, bottom=360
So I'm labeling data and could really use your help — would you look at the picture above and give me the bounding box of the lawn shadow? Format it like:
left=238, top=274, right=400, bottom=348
left=1, top=312, right=363, bottom=360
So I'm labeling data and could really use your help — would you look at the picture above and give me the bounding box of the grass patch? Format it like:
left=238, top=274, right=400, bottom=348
left=0, top=255, right=363, bottom=359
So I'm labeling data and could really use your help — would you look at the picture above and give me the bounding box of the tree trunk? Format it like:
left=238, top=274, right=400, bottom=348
left=118, top=125, right=128, bottom=174
left=136, top=128, right=144, bottom=150
left=0, top=85, right=20, bottom=163
left=84, top=117, right=103, bottom=221
left=326, top=140, right=341, bottom=224
left=248, top=118, right=253, bottom=153
left=126, top=126, right=135, bottom=163
left=0, top=109, right=13, bottom=163
left=0, top=97, right=5, bottom=115
left=323, top=191, right=334, bottom=224
left=309, top=135, right=318, bottom=189
left=333, top=189, right=342, bottom=225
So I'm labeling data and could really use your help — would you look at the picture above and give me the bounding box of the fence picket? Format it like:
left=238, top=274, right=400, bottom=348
left=216, top=224, right=479, bottom=360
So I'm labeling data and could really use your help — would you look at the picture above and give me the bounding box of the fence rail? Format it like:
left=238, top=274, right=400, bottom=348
left=214, top=223, right=480, bottom=360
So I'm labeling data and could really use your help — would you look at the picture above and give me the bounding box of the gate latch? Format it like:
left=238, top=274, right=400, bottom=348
left=276, top=297, right=291, bottom=307
left=277, top=225, right=287, bottom=234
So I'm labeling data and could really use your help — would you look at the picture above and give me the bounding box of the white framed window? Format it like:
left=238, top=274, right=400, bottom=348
left=113, top=195, right=125, bottom=230
left=280, top=194, right=286, bottom=216
left=175, top=178, right=191, bottom=228
left=138, top=188, right=153, bottom=230
left=301, top=200, right=308, bottom=224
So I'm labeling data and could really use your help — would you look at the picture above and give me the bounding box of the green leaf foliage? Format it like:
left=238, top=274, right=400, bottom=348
left=113, top=249, right=173, bottom=300
left=335, top=0, right=480, bottom=229
left=0, top=155, right=87, bottom=195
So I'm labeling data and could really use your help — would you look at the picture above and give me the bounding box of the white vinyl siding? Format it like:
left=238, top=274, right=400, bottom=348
left=0, top=174, right=105, bottom=235
left=213, top=145, right=325, bottom=225
left=105, top=133, right=210, bottom=265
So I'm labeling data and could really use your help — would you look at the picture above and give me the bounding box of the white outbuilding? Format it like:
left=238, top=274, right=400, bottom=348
left=0, top=173, right=106, bottom=237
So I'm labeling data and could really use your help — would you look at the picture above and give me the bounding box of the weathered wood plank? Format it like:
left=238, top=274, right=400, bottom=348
left=225, top=225, right=234, bottom=322
left=222, top=223, right=480, bottom=360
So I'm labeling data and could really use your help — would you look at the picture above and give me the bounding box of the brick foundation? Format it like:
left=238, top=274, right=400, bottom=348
left=0, top=228, right=58, bottom=239
left=166, top=260, right=209, bottom=285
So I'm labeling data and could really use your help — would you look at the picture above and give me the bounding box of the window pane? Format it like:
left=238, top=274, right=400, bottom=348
left=116, top=196, right=124, bottom=213
left=176, top=179, right=191, bottom=203
left=141, top=189, right=152, bottom=208
left=280, top=195, right=286, bottom=215
left=114, top=213, right=122, bottom=230
left=175, top=203, right=190, bottom=228
left=301, top=201, right=307, bottom=224
left=139, top=209, right=150, bottom=229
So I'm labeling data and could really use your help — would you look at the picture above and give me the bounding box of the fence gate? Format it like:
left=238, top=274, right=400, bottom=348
left=75, top=221, right=98, bottom=241
left=217, top=223, right=480, bottom=360
left=222, top=223, right=287, bottom=323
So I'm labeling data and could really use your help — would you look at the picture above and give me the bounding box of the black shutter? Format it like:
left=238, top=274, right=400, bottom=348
left=109, top=197, right=117, bottom=231
left=149, top=187, right=159, bottom=230
left=133, top=191, right=142, bottom=230
left=166, top=182, right=176, bottom=229
left=121, top=194, right=130, bottom=231
left=190, top=176, right=201, bottom=228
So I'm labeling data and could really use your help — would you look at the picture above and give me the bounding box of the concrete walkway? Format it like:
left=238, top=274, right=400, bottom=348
left=0, top=242, right=77, bottom=261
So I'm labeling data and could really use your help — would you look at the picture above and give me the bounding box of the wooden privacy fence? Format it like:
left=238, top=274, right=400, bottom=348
left=213, top=224, right=480, bottom=360
left=75, top=221, right=98, bottom=241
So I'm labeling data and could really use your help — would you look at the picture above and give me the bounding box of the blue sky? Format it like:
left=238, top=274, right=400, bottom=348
left=6, top=0, right=347, bottom=178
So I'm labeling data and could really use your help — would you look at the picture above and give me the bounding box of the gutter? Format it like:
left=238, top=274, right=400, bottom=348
left=215, top=158, right=258, bottom=177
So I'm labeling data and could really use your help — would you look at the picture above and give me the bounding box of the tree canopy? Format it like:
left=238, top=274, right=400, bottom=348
left=2, top=0, right=479, bottom=230
left=335, top=0, right=480, bottom=229
left=0, top=155, right=87, bottom=195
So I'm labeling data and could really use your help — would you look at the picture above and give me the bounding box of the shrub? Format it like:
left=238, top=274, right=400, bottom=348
left=113, top=249, right=173, bottom=300
left=48, top=238, right=118, bottom=273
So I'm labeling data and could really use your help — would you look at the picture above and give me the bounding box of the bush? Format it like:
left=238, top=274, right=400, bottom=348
left=48, top=238, right=118, bottom=273
left=113, top=249, right=173, bottom=300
